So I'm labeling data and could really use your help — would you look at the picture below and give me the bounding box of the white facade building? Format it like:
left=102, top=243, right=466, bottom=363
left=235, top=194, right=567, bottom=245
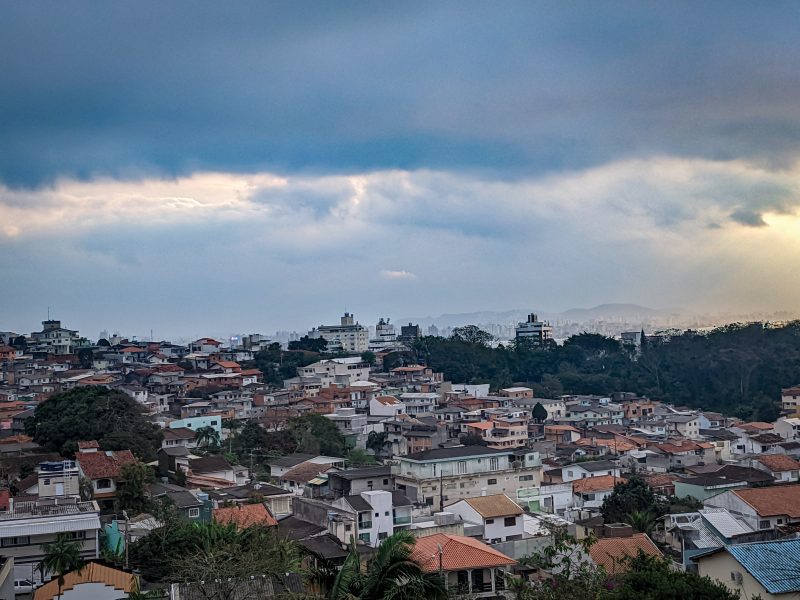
left=309, top=313, right=369, bottom=353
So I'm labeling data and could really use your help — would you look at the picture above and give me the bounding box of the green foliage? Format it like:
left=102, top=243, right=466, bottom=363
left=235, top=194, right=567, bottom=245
left=329, top=531, right=448, bottom=600
left=116, top=462, right=154, bottom=514
left=450, top=325, right=495, bottom=346
left=289, top=336, right=329, bottom=353
left=610, top=553, right=739, bottom=600
left=129, top=520, right=299, bottom=583
left=625, top=510, right=656, bottom=536
left=194, top=425, right=221, bottom=448
left=458, top=432, right=487, bottom=446
left=601, top=477, right=666, bottom=523
left=246, top=342, right=324, bottom=386
left=415, top=321, right=800, bottom=416
left=288, top=414, right=347, bottom=457
left=41, top=533, right=84, bottom=584
left=532, top=402, right=548, bottom=422
left=345, top=448, right=376, bottom=467
left=361, top=351, right=377, bottom=365
left=366, top=431, right=390, bottom=459
left=25, top=387, right=163, bottom=460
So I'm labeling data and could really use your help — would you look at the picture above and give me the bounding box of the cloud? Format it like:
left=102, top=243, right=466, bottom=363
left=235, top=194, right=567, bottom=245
left=380, top=270, right=417, bottom=281
left=730, top=209, right=768, bottom=227
left=4, top=3, right=800, bottom=186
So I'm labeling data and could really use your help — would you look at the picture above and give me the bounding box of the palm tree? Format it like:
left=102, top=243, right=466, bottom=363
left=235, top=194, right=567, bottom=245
left=222, top=418, right=243, bottom=452
left=329, top=531, right=448, bottom=600
left=194, top=426, right=221, bottom=448
left=626, top=510, right=656, bottom=536
left=41, top=534, right=84, bottom=600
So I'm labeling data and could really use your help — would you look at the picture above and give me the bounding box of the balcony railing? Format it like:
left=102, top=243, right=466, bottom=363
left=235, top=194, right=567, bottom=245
left=358, top=521, right=372, bottom=529
left=393, top=516, right=411, bottom=525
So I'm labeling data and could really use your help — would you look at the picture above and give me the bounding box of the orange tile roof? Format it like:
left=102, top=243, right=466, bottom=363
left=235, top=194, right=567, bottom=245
left=467, top=421, right=493, bottom=430
left=34, top=563, right=135, bottom=600
left=756, top=454, right=800, bottom=473
left=589, top=533, right=662, bottom=575
left=463, top=494, right=523, bottom=518
left=734, top=484, right=800, bottom=517
left=76, top=450, right=136, bottom=479
left=410, top=533, right=516, bottom=572
left=280, top=461, right=335, bottom=484
left=546, top=425, right=581, bottom=432
left=739, top=422, right=774, bottom=431
left=375, top=396, right=402, bottom=405
left=572, top=475, right=619, bottom=494
left=213, top=503, right=277, bottom=528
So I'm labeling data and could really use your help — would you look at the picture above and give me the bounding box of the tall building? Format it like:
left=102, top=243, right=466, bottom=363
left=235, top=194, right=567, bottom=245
left=515, top=313, right=553, bottom=346
left=309, top=313, right=369, bottom=354
left=368, top=318, right=397, bottom=352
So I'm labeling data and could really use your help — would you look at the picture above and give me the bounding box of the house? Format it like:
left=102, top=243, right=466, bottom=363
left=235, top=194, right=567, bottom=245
left=369, top=395, right=406, bottom=417
left=781, top=386, right=800, bottom=418
left=773, top=418, right=800, bottom=441
left=392, top=446, right=542, bottom=509
left=446, top=494, right=525, bottom=543
left=589, top=532, right=662, bottom=576
left=572, top=475, right=618, bottom=508
left=149, top=482, right=207, bottom=522
left=213, top=503, right=277, bottom=529
left=704, top=484, right=800, bottom=531
left=331, top=490, right=413, bottom=546
left=665, top=414, right=702, bottom=439
left=279, top=461, right=338, bottom=495
left=410, top=533, right=516, bottom=598
left=207, top=482, right=293, bottom=518
left=187, top=456, right=247, bottom=487
left=161, top=427, right=197, bottom=450
left=327, top=466, right=393, bottom=498
left=751, top=455, right=800, bottom=483
left=694, top=539, right=800, bottom=600
left=33, top=562, right=135, bottom=600
left=561, top=460, right=621, bottom=482
left=0, top=498, right=101, bottom=586
left=75, top=446, right=136, bottom=509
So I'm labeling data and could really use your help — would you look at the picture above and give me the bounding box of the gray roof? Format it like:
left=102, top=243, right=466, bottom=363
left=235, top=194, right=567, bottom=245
left=276, top=516, right=327, bottom=541
left=330, top=466, right=391, bottom=481
left=171, top=574, right=306, bottom=599
left=391, top=491, right=412, bottom=506
left=268, top=453, right=315, bottom=468
left=344, top=495, right=373, bottom=513
left=577, top=460, right=618, bottom=472
left=404, top=446, right=508, bottom=461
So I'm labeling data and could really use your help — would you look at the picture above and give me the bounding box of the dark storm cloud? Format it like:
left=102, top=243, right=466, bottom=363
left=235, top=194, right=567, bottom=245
left=3, top=1, right=800, bottom=186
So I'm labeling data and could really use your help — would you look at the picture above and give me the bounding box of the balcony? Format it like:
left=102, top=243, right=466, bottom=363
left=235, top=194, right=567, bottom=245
left=393, top=515, right=411, bottom=525
left=358, top=521, right=372, bottom=530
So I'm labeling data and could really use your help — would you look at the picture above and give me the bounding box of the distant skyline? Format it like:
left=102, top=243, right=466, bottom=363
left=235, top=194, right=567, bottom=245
left=3, top=2, right=800, bottom=337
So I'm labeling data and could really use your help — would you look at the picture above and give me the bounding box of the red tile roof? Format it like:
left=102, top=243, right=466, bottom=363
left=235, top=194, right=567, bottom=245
left=756, top=454, right=800, bottom=473
left=589, top=533, right=662, bottom=575
left=77, top=440, right=100, bottom=449
left=410, top=533, right=516, bottom=572
left=280, top=461, right=335, bottom=484
left=213, top=503, right=277, bottom=528
left=572, top=475, right=619, bottom=494
left=733, top=484, right=800, bottom=517
left=463, top=494, right=523, bottom=518
left=76, top=450, right=136, bottom=479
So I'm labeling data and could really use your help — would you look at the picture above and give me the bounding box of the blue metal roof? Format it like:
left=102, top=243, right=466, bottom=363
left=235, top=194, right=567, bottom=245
left=727, top=539, right=800, bottom=594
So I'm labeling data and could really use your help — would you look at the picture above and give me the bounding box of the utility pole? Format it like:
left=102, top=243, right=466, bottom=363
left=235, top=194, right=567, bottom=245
left=123, top=510, right=130, bottom=570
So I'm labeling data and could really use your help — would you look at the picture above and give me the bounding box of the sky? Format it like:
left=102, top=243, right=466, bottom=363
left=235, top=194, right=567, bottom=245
left=3, top=1, right=800, bottom=339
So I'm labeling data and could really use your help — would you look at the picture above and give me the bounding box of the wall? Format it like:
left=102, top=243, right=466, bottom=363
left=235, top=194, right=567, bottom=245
left=697, top=551, right=793, bottom=600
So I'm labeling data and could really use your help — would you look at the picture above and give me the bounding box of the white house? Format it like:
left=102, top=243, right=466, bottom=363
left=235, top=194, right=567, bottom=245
left=446, top=494, right=525, bottom=543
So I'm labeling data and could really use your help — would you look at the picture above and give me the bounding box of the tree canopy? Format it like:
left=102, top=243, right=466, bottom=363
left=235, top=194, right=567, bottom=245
left=26, top=387, right=163, bottom=461
left=412, top=321, right=800, bottom=417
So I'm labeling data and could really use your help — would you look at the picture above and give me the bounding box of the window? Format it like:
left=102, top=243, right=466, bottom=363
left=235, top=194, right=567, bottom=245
left=188, top=508, right=200, bottom=518
left=488, top=478, right=497, bottom=485
left=385, top=511, right=390, bottom=516
left=489, top=458, right=499, bottom=470
left=66, top=531, right=85, bottom=540
left=358, top=533, right=370, bottom=542
left=485, top=519, right=494, bottom=524
left=504, top=516, right=517, bottom=527
left=378, top=532, right=388, bottom=540
left=375, top=512, right=380, bottom=518
left=519, top=475, right=534, bottom=482
left=43, top=479, right=51, bottom=485
left=759, top=520, right=770, bottom=529
left=1, top=536, right=29, bottom=547
left=383, top=479, right=389, bottom=485
left=345, top=524, right=352, bottom=532
left=457, top=461, right=467, bottom=474
left=96, top=478, right=112, bottom=489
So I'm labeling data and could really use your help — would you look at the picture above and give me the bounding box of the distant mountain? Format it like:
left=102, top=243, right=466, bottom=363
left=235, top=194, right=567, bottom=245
left=400, top=303, right=681, bottom=328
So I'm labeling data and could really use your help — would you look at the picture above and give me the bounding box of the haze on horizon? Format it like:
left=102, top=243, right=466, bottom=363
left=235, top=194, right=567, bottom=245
left=2, top=1, right=800, bottom=338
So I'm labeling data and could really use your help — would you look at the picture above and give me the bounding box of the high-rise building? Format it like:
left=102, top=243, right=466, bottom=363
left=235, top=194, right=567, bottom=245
left=309, top=313, right=369, bottom=353
left=515, top=313, right=553, bottom=346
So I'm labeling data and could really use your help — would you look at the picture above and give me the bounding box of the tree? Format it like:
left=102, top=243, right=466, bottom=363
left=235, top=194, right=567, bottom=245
left=288, top=335, right=328, bottom=353
left=41, top=534, right=84, bottom=600
left=346, top=448, right=376, bottom=467
left=366, top=431, right=390, bottom=459
left=625, top=510, right=656, bottom=536
left=77, top=347, right=94, bottom=369
left=195, top=426, right=221, bottom=449
left=601, top=477, right=666, bottom=524
left=288, top=414, right=346, bottom=457
left=78, top=477, right=94, bottom=501
left=459, top=433, right=487, bottom=446
left=361, top=351, right=377, bottom=365
left=222, top=419, right=243, bottom=452
left=26, top=387, right=163, bottom=461
left=117, top=462, right=154, bottom=514
left=532, top=402, right=548, bottom=423
left=329, top=531, right=448, bottom=600
left=450, top=325, right=494, bottom=346
left=11, top=335, right=27, bottom=351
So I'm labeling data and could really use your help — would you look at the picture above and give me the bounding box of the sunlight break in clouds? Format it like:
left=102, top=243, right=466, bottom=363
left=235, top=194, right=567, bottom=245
left=380, top=270, right=418, bottom=281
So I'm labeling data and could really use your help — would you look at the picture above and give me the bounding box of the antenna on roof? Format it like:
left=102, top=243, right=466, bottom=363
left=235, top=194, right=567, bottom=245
left=47, top=306, right=50, bottom=320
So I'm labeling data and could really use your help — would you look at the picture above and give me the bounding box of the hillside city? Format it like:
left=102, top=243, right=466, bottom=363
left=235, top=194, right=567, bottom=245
left=0, top=313, right=799, bottom=599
